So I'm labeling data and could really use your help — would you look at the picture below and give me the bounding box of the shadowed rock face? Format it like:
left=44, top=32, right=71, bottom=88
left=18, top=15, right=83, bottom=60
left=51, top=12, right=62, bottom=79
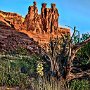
left=0, top=21, right=45, bottom=55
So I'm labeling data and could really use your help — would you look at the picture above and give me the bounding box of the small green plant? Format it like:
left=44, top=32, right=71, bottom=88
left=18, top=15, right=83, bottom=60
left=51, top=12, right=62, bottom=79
left=37, top=62, right=44, bottom=76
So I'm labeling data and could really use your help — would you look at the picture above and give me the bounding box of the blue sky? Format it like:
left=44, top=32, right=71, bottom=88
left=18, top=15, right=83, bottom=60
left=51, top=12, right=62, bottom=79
left=0, top=0, right=90, bottom=34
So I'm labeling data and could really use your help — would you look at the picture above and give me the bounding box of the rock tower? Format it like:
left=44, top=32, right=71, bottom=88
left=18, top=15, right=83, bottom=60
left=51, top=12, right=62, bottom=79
left=23, top=1, right=60, bottom=33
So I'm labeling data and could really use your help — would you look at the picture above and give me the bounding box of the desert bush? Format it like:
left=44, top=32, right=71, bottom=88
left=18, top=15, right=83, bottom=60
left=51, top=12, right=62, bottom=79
left=69, top=79, right=90, bottom=90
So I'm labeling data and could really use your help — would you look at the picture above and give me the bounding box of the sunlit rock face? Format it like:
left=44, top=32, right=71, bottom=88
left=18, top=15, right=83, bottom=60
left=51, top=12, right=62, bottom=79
left=0, top=10, right=24, bottom=30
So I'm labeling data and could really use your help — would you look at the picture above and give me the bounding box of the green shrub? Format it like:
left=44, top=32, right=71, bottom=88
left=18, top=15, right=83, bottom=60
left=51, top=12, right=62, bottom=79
left=69, top=79, right=90, bottom=90
left=0, top=72, right=31, bottom=89
left=0, top=54, right=41, bottom=89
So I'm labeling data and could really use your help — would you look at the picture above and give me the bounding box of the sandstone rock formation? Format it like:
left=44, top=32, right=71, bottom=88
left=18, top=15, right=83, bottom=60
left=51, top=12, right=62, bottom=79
left=0, top=2, right=70, bottom=34
left=0, top=1, right=70, bottom=51
left=23, top=2, right=60, bottom=33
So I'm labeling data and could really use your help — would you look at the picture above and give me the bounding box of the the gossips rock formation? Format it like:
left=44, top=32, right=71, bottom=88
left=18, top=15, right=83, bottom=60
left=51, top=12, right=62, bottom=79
left=0, top=1, right=70, bottom=51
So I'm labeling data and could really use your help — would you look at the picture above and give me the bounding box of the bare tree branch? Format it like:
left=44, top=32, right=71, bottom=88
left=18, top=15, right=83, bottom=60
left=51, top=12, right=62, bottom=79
left=67, top=70, right=90, bottom=81
left=72, top=37, right=90, bottom=51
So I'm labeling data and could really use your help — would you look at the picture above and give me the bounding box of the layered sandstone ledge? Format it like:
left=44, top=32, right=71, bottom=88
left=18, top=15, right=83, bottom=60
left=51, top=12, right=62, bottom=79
left=0, top=10, right=24, bottom=30
left=0, top=1, right=70, bottom=51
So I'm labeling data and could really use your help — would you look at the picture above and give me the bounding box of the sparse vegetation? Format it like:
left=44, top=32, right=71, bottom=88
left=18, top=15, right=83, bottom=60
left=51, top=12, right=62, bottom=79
left=0, top=53, right=41, bottom=89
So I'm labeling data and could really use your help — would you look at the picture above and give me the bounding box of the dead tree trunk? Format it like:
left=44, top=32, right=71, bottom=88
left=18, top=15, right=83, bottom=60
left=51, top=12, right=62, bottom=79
left=66, top=37, right=90, bottom=80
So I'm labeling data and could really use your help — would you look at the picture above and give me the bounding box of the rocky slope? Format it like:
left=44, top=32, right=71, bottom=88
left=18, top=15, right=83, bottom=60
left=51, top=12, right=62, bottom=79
left=0, top=21, right=44, bottom=55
